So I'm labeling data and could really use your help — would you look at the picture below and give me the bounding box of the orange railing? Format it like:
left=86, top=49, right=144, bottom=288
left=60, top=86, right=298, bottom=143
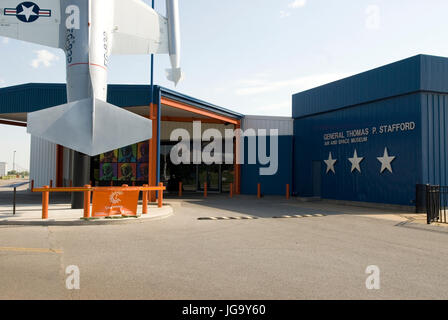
left=32, top=184, right=166, bottom=220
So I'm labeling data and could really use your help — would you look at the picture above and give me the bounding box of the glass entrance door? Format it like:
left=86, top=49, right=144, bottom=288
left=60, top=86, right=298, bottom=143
left=197, top=164, right=221, bottom=192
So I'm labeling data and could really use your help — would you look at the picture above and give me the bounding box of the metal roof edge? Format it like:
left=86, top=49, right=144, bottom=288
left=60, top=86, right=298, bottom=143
left=244, top=115, right=293, bottom=121
left=157, top=86, right=244, bottom=119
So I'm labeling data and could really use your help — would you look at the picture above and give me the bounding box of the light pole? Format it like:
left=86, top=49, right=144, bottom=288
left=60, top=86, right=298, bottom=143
left=13, top=150, right=16, bottom=173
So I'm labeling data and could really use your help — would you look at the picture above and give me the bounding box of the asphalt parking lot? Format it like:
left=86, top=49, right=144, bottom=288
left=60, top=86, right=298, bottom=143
left=0, top=191, right=447, bottom=300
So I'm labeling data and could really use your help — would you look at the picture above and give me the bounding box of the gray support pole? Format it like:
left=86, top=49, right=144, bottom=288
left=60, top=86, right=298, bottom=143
left=71, top=151, right=90, bottom=209
left=13, top=187, right=16, bottom=215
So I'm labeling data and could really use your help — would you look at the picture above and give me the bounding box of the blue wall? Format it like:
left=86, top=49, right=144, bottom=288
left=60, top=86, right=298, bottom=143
left=292, top=54, right=448, bottom=206
left=241, top=136, right=293, bottom=195
left=294, top=93, right=422, bottom=205
left=421, top=93, right=448, bottom=186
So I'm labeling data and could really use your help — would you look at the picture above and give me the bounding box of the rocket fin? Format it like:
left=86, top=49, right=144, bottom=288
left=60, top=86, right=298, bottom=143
left=111, top=0, right=169, bottom=55
left=166, top=68, right=183, bottom=86
left=111, top=0, right=183, bottom=86
left=27, top=98, right=152, bottom=156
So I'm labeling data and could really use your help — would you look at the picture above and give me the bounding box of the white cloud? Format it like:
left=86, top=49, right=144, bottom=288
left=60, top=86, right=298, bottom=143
left=280, top=0, right=306, bottom=19
left=31, top=50, right=59, bottom=68
left=280, top=10, right=291, bottom=18
left=2, top=37, right=9, bottom=44
left=0, top=79, right=5, bottom=86
left=235, top=73, right=351, bottom=96
left=288, top=0, right=307, bottom=9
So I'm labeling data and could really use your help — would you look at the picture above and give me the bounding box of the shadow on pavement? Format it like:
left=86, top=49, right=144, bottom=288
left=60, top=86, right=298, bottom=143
left=165, top=194, right=345, bottom=218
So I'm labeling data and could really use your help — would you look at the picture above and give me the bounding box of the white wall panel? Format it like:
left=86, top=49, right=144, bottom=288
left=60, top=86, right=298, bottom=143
left=62, top=147, right=72, bottom=186
left=29, top=136, right=56, bottom=188
left=242, top=116, right=293, bottom=136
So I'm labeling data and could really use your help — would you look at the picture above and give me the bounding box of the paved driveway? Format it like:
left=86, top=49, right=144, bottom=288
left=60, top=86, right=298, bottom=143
left=0, top=195, right=447, bottom=299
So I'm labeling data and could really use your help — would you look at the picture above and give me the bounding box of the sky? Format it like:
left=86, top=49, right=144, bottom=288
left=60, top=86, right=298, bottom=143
left=2, top=0, right=448, bottom=170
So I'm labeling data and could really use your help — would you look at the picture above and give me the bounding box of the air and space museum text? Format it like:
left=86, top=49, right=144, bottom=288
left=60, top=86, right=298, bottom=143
left=323, top=121, right=416, bottom=146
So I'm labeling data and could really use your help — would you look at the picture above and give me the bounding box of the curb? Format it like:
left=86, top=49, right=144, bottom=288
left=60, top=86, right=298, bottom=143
left=0, top=206, right=174, bottom=227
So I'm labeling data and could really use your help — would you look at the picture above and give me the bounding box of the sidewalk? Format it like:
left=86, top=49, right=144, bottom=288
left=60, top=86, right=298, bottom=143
left=0, top=203, right=173, bottom=226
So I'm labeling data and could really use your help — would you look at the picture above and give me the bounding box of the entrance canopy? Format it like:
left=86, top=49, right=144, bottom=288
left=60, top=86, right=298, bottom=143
left=0, top=84, right=243, bottom=125
left=0, top=84, right=244, bottom=194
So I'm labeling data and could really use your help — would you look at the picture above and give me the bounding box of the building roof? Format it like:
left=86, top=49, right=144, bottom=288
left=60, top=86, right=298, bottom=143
left=0, top=83, right=243, bottom=120
left=292, top=54, right=448, bottom=119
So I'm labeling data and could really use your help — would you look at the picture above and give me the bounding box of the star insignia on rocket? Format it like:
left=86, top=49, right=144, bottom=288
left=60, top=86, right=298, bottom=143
left=377, top=147, right=396, bottom=173
left=17, top=4, right=38, bottom=22
left=324, top=152, right=337, bottom=174
left=348, top=149, right=364, bottom=173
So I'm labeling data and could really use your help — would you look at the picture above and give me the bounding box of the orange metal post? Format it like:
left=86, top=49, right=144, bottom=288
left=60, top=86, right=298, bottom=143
left=50, top=180, right=53, bottom=188
left=234, top=121, right=242, bottom=195
left=204, top=182, right=208, bottom=198
left=257, top=183, right=261, bottom=199
left=286, top=184, right=290, bottom=200
left=83, top=185, right=91, bottom=218
left=179, top=181, right=183, bottom=197
left=158, top=183, right=164, bottom=208
left=142, top=184, right=148, bottom=214
left=69, top=180, right=72, bottom=187
left=42, top=186, right=49, bottom=219
left=230, top=183, right=233, bottom=198
left=31, top=180, right=34, bottom=191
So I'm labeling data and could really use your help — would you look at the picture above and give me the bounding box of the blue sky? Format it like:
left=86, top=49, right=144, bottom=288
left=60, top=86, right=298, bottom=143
left=1, top=0, right=448, bottom=170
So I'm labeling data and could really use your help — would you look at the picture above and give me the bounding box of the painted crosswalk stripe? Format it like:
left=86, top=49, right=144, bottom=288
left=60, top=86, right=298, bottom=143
left=198, top=216, right=258, bottom=220
left=198, top=215, right=326, bottom=220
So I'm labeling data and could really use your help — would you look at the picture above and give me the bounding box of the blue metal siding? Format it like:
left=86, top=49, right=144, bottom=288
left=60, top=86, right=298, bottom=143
left=420, top=55, right=448, bottom=93
left=0, top=84, right=153, bottom=113
left=292, top=55, right=448, bottom=119
left=107, top=85, right=152, bottom=107
left=241, top=136, right=293, bottom=195
left=421, top=93, right=448, bottom=186
left=0, top=84, right=66, bottom=114
left=292, top=55, right=423, bottom=119
left=294, top=93, right=422, bottom=205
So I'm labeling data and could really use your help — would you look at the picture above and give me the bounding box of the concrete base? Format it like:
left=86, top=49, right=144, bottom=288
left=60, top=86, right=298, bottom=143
left=0, top=203, right=173, bottom=226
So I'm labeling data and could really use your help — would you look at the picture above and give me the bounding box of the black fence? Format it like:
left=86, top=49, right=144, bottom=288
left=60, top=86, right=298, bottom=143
left=424, top=185, right=448, bottom=224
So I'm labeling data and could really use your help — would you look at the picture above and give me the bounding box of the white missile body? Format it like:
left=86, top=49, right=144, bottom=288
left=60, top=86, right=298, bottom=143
left=0, top=0, right=183, bottom=156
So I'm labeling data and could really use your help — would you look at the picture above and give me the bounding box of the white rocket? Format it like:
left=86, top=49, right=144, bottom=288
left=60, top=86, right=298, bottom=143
left=0, top=0, right=183, bottom=156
